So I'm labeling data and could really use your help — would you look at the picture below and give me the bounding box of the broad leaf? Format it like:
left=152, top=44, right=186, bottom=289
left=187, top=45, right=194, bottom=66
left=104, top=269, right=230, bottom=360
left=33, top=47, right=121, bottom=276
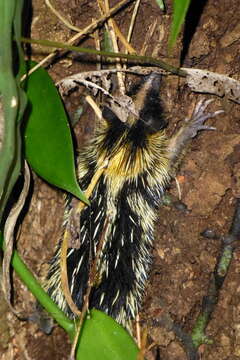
left=76, top=310, right=139, bottom=360
left=24, top=63, right=88, bottom=203
left=168, top=0, right=191, bottom=49
left=0, top=0, right=26, bottom=220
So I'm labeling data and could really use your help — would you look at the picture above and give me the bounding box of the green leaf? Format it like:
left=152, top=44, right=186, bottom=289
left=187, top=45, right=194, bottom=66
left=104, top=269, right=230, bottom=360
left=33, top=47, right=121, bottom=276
left=24, top=63, right=88, bottom=203
left=168, top=0, right=191, bottom=50
left=76, top=310, right=139, bottom=360
left=14, top=0, right=28, bottom=122
left=0, top=231, right=74, bottom=336
left=0, top=228, right=139, bottom=359
left=0, top=0, right=26, bottom=221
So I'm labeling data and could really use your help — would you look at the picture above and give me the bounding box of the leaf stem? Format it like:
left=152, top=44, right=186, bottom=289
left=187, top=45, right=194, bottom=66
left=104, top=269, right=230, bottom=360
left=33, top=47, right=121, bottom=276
left=0, top=232, right=75, bottom=337
left=20, top=37, right=186, bottom=77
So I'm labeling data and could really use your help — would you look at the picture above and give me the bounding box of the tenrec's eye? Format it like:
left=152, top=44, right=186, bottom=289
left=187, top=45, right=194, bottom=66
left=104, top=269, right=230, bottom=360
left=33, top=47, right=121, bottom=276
left=102, top=106, right=119, bottom=123
left=144, top=115, right=168, bottom=133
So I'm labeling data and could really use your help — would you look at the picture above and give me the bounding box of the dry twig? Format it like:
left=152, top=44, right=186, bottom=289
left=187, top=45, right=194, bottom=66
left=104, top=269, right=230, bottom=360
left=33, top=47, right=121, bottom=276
left=98, top=0, right=126, bottom=94
left=60, top=159, right=109, bottom=320
left=85, top=95, right=102, bottom=120
left=2, top=162, right=30, bottom=308
left=45, top=0, right=82, bottom=33
left=69, top=216, right=109, bottom=359
left=127, top=0, right=141, bottom=43
left=22, top=0, right=134, bottom=80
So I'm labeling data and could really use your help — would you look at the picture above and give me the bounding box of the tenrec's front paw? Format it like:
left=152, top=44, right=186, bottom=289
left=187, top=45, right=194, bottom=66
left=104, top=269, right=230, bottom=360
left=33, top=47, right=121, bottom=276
left=186, top=99, right=224, bottom=139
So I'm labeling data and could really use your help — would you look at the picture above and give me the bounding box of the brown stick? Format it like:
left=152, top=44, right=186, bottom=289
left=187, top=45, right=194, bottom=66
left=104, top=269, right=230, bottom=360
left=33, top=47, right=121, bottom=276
left=21, top=0, right=134, bottom=80
left=69, top=217, right=109, bottom=359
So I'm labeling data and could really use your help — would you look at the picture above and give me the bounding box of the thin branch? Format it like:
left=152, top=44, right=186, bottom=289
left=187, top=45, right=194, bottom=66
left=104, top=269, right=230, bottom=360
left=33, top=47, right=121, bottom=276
left=145, top=200, right=240, bottom=359
left=150, top=310, right=199, bottom=360
left=56, top=67, right=167, bottom=85
left=127, top=0, right=141, bottom=43
left=98, top=0, right=136, bottom=54
left=60, top=228, right=82, bottom=317
left=58, top=76, right=137, bottom=122
left=121, top=0, right=141, bottom=81
left=45, top=0, right=82, bottom=33
left=136, top=326, right=148, bottom=360
left=0, top=233, right=74, bottom=335
left=2, top=161, right=30, bottom=308
left=69, top=216, right=109, bottom=359
left=21, top=37, right=186, bottom=77
left=191, top=198, right=240, bottom=348
left=85, top=95, right=102, bottom=120
left=60, top=159, right=108, bottom=320
left=111, top=19, right=136, bottom=54
left=21, top=0, right=135, bottom=80
left=106, top=0, right=125, bottom=94
left=175, top=176, right=182, bottom=200
left=101, top=0, right=126, bottom=94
